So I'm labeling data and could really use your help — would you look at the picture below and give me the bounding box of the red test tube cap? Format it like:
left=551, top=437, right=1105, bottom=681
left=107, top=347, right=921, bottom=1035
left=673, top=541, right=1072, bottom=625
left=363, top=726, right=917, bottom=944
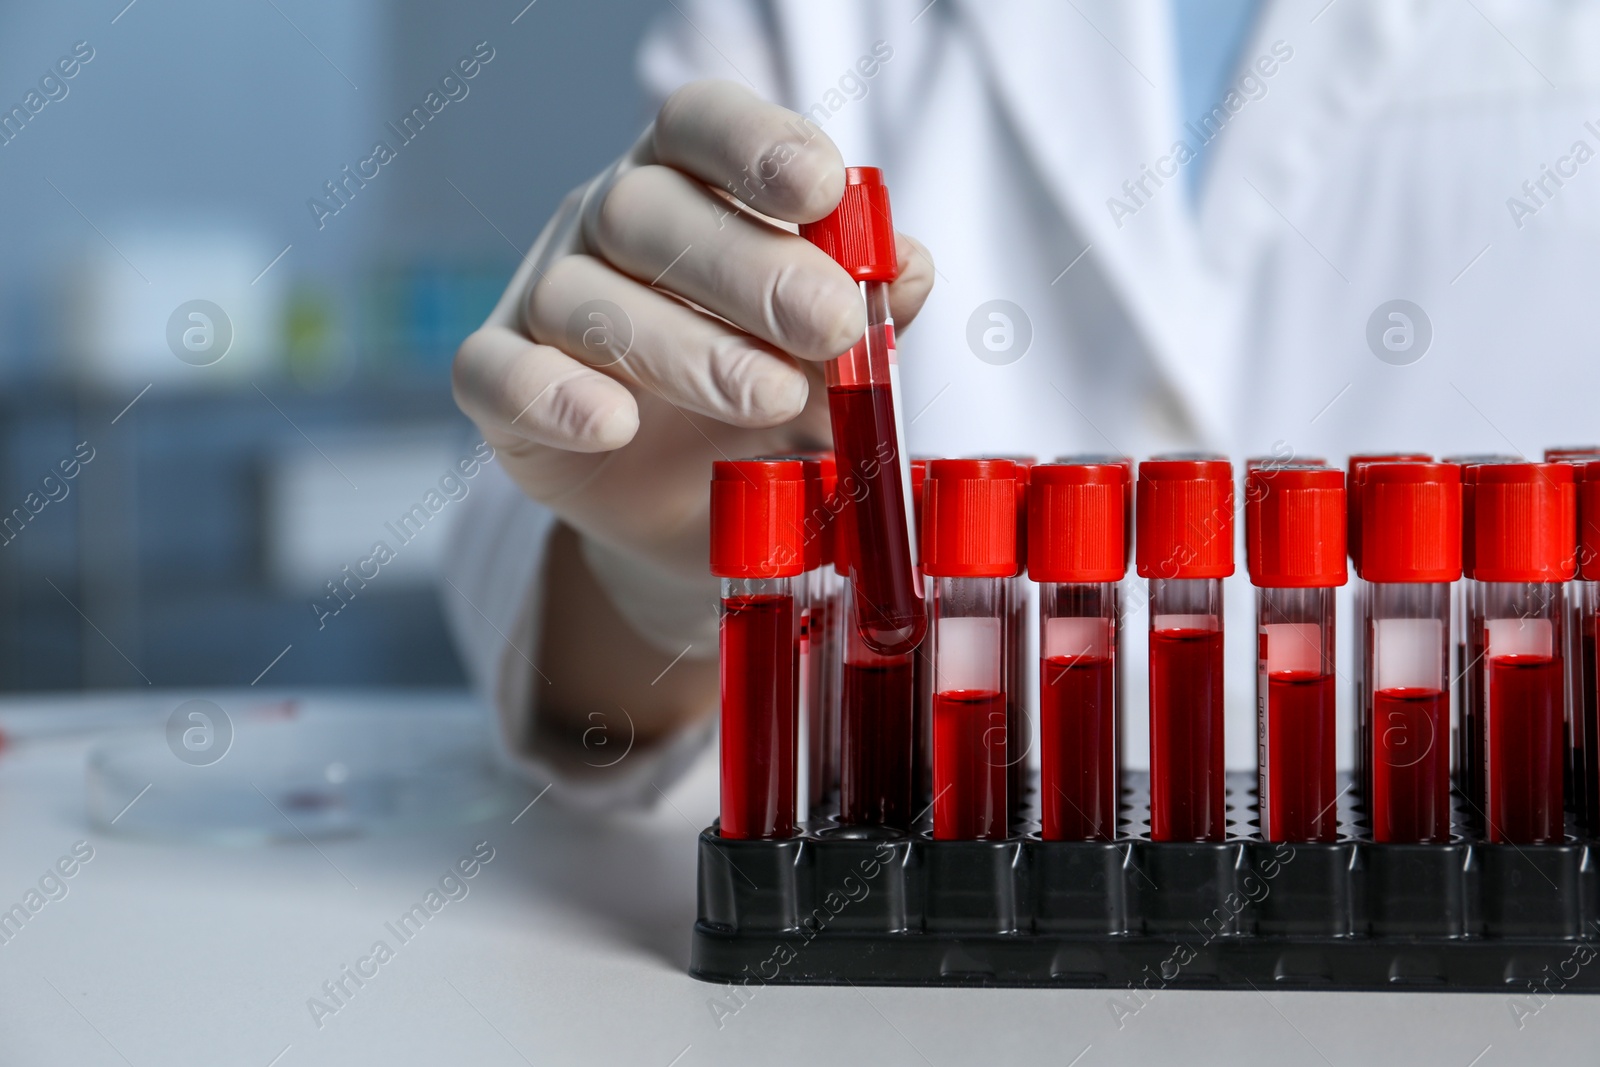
left=990, top=456, right=1034, bottom=578
left=1346, top=453, right=1430, bottom=570
left=1547, top=446, right=1600, bottom=464
left=1358, top=462, right=1462, bottom=584
left=1136, top=459, right=1235, bottom=580
left=755, top=452, right=833, bottom=571
left=1246, top=455, right=1326, bottom=472
left=921, top=459, right=1017, bottom=578
left=1579, top=461, right=1600, bottom=580
left=1246, top=466, right=1347, bottom=588
left=798, top=167, right=898, bottom=283
left=1028, top=463, right=1128, bottom=584
left=1059, top=453, right=1134, bottom=566
left=1464, top=463, right=1576, bottom=583
left=808, top=453, right=852, bottom=578
left=910, top=458, right=929, bottom=544
left=1452, top=457, right=1518, bottom=575
left=710, top=460, right=806, bottom=579
left=799, top=454, right=833, bottom=571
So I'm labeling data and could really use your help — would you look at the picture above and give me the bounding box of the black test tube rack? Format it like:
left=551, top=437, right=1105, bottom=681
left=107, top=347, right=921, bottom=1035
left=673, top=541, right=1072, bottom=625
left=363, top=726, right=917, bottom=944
left=691, top=772, right=1600, bottom=993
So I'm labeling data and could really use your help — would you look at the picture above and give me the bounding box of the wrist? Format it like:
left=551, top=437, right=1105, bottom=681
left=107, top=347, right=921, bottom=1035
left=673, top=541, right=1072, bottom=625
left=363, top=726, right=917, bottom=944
left=577, top=531, right=720, bottom=659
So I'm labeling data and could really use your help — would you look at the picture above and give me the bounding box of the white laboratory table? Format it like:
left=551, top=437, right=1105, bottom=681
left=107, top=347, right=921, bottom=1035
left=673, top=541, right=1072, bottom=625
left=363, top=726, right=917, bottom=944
left=0, top=688, right=1596, bottom=1067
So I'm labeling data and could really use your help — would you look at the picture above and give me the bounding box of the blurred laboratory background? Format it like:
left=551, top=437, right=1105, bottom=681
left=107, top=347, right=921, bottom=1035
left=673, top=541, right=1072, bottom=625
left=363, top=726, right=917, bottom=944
left=0, top=0, right=662, bottom=689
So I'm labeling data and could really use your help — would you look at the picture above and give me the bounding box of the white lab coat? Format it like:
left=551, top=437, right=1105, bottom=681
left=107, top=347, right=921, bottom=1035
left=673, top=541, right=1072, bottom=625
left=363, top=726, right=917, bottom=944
left=446, top=0, right=1600, bottom=802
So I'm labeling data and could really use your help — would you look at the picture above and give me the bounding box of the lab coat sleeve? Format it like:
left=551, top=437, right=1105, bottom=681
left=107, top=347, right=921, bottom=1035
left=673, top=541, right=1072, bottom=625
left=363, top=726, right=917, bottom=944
left=440, top=463, right=716, bottom=811
left=440, top=1, right=792, bottom=809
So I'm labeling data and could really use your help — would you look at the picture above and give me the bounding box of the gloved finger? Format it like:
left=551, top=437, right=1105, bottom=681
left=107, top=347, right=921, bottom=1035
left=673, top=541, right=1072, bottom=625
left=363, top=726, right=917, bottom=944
left=589, top=164, right=864, bottom=361
left=526, top=253, right=810, bottom=428
left=653, top=80, right=845, bottom=224
left=452, top=324, right=640, bottom=454
left=889, top=232, right=936, bottom=330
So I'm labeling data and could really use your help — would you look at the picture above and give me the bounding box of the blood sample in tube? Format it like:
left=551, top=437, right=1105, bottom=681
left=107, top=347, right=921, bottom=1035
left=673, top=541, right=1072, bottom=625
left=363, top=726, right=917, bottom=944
left=1576, top=462, right=1600, bottom=832
left=710, top=461, right=805, bottom=839
left=1247, top=465, right=1345, bottom=844
left=1467, top=462, right=1575, bottom=845
left=1030, top=462, right=1127, bottom=841
left=1346, top=453, right=1430, bottom=807
left=1138, top=459, right=1233, bottom=842
left=801, top=167, right=925, bottom=656
left=1545, top=448, right=1600, bottom=816
left=1358, top=462, right=1460, bottom=843
left=923, top=459, right=1016, bottom=840
left=838, top=584, right=915, bottom=830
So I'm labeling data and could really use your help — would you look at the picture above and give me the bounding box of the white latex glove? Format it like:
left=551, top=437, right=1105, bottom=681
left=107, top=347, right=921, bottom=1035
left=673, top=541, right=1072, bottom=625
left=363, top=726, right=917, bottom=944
left=452, top=80, right=934, bottom=653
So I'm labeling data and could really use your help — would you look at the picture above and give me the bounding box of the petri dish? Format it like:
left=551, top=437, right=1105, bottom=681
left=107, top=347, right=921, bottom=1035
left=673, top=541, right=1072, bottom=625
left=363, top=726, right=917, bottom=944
left=87, top=698, right=507, bottom=843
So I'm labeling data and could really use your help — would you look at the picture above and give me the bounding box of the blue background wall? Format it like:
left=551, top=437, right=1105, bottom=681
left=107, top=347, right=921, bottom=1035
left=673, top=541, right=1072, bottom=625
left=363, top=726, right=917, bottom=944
left=0, top=0, right=668, bottom=688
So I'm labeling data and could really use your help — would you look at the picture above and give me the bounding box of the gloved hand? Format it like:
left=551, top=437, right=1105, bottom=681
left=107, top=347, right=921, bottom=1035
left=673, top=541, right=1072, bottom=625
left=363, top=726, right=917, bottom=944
left=453, top=79, right=934, bottom=654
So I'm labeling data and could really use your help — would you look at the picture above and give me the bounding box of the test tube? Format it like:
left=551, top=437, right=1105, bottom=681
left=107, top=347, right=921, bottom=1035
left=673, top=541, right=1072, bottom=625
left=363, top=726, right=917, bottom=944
left=1346, top=452, right=1431, bottom=807
left=800, top=167, right=924, bottom=656
left=1137, top=459, right=1234, bottom=842
left=1030, top=462, right=1127, bottom=841
left=1060, top=453, right=1134, bottom=790
left=1446, top=454, right=1522, bottom=817
left=1466, top=462, right=1576, bottom=844
left=799, top=458, right=846, bottom=811
left=996, top=456, right=1036, bottom=826
left=799, top=454, right=838, bottom=811
left=923, top=459, right=1017, bottom=840
left=1576, top=462, right=1600, bottom=833
left=754, top=453, right=822, bottom=822
left=1544, top=447, right=1600, bottom=817
left=1246, top=465, right=1345, bottom=843
left=710, top=460, right=805, bottom=839
left=910, top=458, right=934, bottom=809
left=1358, top=462, right=1460, bottom=843
left=825, top=463, right=854, bottom=811
left=833, top=462, right=913, bottom=829
left=837, top=585, right=915, bottom=829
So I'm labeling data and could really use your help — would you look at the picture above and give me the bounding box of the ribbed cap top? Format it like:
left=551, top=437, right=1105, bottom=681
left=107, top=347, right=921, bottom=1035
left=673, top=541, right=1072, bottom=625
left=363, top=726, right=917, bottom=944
left=921, top=459, right=1018, bottom=578
left=710, top=460, right=805, bottom=579
left=1580, top=462, right=1600, bottom=581
left=1028, top=463, right=1128, bottom=583
left=1464, top=463, right=1576, bottom=582
left=1246, top=466, right=1347, bottom=587
left=797, top=166, right=898, bottom=282
left=1060, top=453, right=1134, bottom=565
left=1358, top=462, right=1462, bottom=583
left=1547, top=446, right=1600, bottom=464
left=1136, top=459, right=1235, bottom=579
left=1346, top=453, right=1431, bottom=570
left=1246, top=455, right=1326, bottom=472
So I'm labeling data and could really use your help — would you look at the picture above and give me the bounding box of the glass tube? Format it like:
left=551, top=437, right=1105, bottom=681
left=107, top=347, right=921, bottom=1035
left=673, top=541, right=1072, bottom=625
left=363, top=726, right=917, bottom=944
left=1256, top=586, right=1338, bottom=842
left=1039, top=581, right=1118, bottom=840
left=826, top=280, right=925, bottom=656
left=719, top=576, right=798, bottom=839
left=1367, top=582, right=1452, bottom=842
left=1148, top=577, right=1225, bottom=842
left=1478, top=581, right=1565, bottom=844
left=931, top=576, right=1007, bottom=840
